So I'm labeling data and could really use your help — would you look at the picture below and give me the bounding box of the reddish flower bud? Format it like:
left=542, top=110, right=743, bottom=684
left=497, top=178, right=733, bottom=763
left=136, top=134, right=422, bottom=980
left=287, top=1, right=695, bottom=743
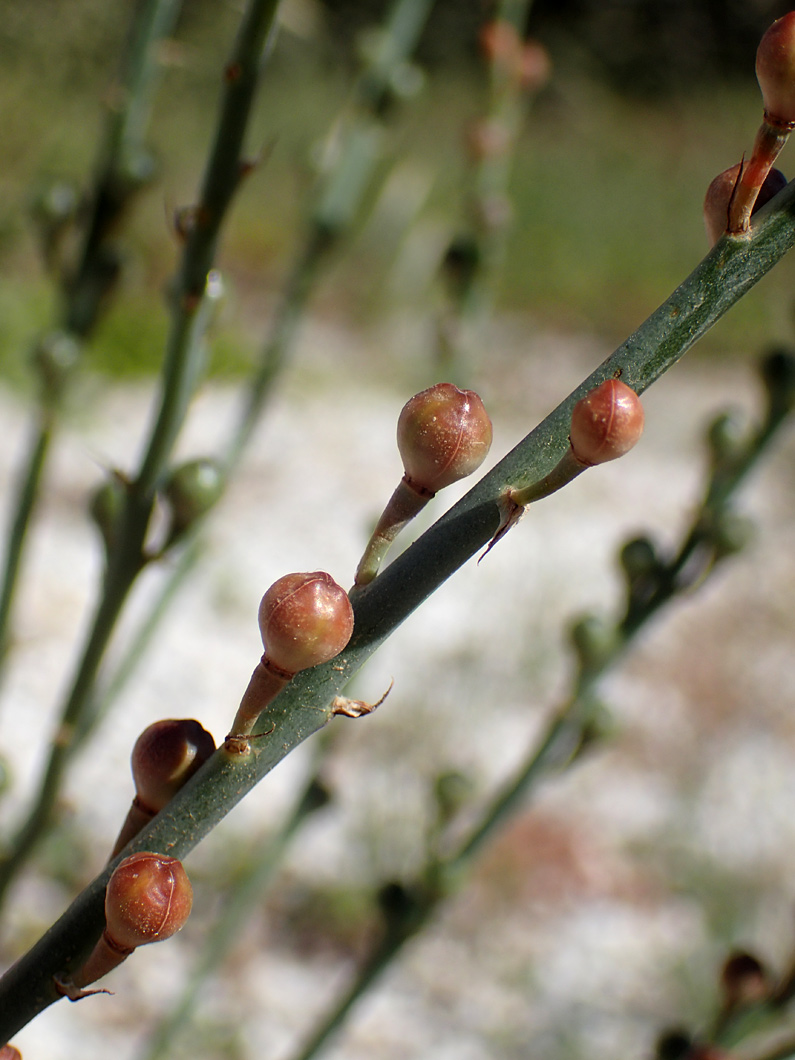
left=397, top=382, right=493, bottom=493
left=105, top=853, right=193, bottom=951
left=258, top=572, right=353, bottom=676
left=479, top=19, right=522, bottom=70
left=354, top=385, right=492, bottom=588
left=132, top=719, right=215, bottom=813
left=704, top=163, right=786, bottom=244
left=569, top=379, right=644, bottom=466
left=58, top=854, right=192, bottom=997
left=110, top=719, right=215, bottom=858
left=0, top=1047, right=22, bottom=1060
left=227, top=574, right=354, bottom=746
left=757, top=12, right=795, bottom=126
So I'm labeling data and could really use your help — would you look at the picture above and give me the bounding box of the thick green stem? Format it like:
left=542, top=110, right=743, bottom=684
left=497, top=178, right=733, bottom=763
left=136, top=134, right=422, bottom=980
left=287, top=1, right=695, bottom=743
left=2, top=182, right=795, bottom=1043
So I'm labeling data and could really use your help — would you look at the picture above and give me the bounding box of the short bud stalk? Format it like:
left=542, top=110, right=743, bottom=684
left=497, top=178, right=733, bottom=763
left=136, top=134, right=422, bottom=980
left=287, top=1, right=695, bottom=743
left=228, top=654, right=292, bottom=740
left=727, top=121, right=792, bottom=234
left=353, top=476, right=434, bottom=587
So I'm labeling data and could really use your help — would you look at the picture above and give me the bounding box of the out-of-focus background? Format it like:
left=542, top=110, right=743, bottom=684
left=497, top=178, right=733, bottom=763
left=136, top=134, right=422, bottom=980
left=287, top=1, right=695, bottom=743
left=2, top=2, right=795, bottom=1059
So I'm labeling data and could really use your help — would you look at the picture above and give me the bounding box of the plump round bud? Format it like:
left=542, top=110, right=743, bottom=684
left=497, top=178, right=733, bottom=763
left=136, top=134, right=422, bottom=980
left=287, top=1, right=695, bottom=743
left=757, top=13, right=795, bottom=125
left=434, top=770, right=474, bottom=824
left=164, top=458, right=224, bottom=536
left=32, top=330, right=80, bottom=399
left=0, top=1046, right=22, bottom=1060
left=397, top=383, right=493, bottom=493
left=710, top=510, right=754, bottom=560
left=569, top=379, right=644, bottom=466
left=258, top=572, right=354, bottom=675
left=132, top=719, right=216, bottom=814
left=105, top=853, right=192, bottom=951
left=704, top=163, right=787, bottom=244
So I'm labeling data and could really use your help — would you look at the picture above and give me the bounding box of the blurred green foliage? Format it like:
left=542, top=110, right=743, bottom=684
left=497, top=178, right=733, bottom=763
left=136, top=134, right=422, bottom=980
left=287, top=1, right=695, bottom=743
left=1, top=0, right=795, bottom=385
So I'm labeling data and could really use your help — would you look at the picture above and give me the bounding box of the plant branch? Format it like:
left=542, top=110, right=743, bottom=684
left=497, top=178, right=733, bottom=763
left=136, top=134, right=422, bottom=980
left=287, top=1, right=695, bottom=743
left=0, top=0, right=281, bottom=912
left=2, top=184, right=795, bottom=1041
left=0, top=0, right=182, bottom=672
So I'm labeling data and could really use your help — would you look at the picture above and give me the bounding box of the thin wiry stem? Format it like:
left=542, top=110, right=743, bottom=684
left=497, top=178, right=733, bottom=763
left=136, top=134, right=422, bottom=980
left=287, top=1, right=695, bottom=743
left=0, top=0, right=281, bottom=912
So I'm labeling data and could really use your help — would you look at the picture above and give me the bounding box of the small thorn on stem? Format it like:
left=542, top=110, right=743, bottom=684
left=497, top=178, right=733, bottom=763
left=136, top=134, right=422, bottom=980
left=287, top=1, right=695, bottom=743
left=223, top=722, right=276, bottom=757
left=53, top=976, right=114, bottom=1002
left=331, top=680, right=394, bottom=718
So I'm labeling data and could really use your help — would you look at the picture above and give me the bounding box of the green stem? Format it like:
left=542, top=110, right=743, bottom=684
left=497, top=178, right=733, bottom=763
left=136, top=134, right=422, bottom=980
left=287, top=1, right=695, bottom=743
left=0, top=414, right=53, bottom=668
left=2, top=183, right=795, bottom=1042
left=290, top=911, right=434, bottom=1060
left=0, top=0, right=281, bottom=912
left=0, top=0, right=182, bottom=685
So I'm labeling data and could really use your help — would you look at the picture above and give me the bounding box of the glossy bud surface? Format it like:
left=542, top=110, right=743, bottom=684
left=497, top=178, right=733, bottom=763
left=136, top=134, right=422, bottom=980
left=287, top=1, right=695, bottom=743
left=132, top=719, right=216, bottom=813
left=397, top=382, right=492, bottom=493
left=569, top=379, right=644, bottom=466
left=258, top=572, right=354, bottom=675
left=757, top=12, right=795, bottom=124
left=105, top=853, right=193, bottom=950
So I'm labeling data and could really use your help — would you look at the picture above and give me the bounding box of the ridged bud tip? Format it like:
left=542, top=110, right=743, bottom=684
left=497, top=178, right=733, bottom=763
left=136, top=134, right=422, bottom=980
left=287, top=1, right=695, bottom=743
left=105, top=853, right=193, bottom=951
left=569, top=379, right=644, bottom=466
left=757, top=12, right=795, bottom=126
left=258, top=572, right=354, bottom=675
left=397, top=382, right=493, bottom=493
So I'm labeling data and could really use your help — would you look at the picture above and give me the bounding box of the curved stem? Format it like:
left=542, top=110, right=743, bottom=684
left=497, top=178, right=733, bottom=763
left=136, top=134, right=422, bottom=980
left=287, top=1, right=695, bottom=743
left=2, top=182, right=795, bottom=1042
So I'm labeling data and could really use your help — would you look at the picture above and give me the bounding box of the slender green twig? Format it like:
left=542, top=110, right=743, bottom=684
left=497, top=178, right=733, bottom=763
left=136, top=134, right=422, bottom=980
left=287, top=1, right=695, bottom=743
left=0, top=0, right=281, bottom=911
left=0, top=0, right=182, bottom=673
left=2, top=183, right=795, bottom=1041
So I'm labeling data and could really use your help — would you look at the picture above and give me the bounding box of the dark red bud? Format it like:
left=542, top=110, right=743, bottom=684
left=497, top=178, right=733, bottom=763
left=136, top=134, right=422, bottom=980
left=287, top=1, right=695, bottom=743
left=132, top=719, right=216, bottom=814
